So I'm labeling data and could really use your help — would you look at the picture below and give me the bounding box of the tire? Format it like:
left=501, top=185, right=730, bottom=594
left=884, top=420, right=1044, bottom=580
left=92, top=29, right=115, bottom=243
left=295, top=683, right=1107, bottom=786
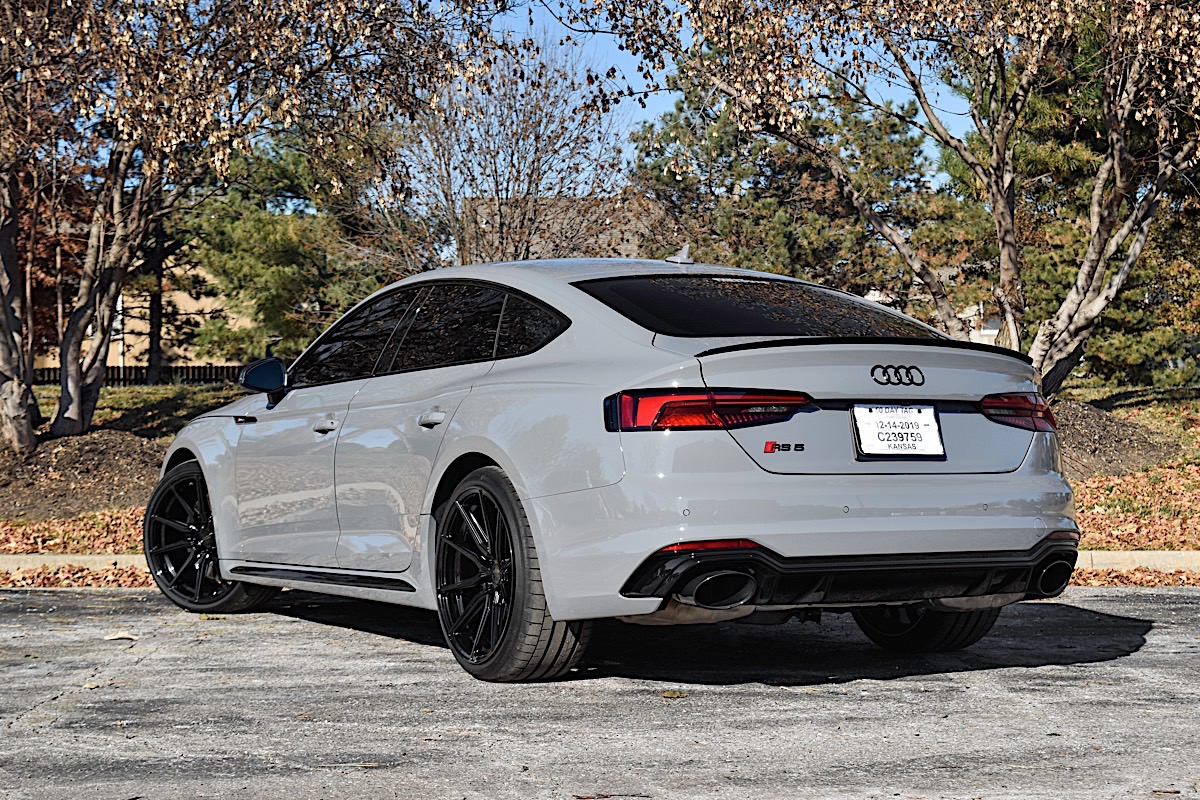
left=852, top=604, right=1001, bottom=653
left=434, top=466, right=590, bottom=682
left=144, top=461, right=277, bottom=613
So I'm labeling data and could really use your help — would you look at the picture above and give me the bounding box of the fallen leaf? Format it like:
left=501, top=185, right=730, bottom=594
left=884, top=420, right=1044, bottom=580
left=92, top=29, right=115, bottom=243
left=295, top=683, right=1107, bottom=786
left=660, top=690, right=687, bottom=699
left=104, top=631, right=139, bottom=641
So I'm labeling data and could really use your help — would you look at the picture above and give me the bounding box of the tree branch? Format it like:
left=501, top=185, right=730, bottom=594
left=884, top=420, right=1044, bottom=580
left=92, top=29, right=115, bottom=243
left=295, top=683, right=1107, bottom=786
left=879, top=33, right=986, bottom=184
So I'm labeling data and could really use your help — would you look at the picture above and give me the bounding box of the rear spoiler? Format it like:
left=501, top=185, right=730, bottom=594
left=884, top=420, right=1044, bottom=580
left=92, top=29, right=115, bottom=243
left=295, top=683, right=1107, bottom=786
left=695, top=336, right=1033, bottom=365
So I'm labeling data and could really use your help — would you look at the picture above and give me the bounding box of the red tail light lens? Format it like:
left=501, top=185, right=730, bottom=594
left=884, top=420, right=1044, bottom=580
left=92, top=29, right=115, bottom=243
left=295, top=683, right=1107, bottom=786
left=659, top=539, right=761, bottom=553
left=607, top=389, right=811, bottom=431
left=981, top=392, right=1057, bottom=432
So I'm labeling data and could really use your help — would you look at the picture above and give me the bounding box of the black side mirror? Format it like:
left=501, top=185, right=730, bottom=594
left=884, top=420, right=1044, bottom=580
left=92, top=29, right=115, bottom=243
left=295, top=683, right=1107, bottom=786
left=238, top=357, right=287, bottom=404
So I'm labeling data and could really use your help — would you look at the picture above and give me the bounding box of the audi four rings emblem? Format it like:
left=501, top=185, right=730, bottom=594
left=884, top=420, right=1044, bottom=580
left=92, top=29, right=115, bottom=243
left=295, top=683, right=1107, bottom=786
left=870, top=364, right=926, bottom=386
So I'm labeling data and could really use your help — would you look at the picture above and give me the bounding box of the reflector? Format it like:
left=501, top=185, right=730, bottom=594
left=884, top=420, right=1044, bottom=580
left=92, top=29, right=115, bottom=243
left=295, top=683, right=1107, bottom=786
left=659, top=539, right=761, bottom=553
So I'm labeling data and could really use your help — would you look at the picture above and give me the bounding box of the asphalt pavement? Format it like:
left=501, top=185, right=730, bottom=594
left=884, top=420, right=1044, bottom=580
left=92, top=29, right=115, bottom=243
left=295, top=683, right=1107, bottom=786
left=2, top=587, right=1198, bottom=800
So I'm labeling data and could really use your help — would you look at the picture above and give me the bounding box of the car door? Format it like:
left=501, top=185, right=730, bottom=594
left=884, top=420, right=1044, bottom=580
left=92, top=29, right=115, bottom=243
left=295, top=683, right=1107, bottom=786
left=230, top=289, right=418, bottom=566
left=333, top=282, right=506, bottom=572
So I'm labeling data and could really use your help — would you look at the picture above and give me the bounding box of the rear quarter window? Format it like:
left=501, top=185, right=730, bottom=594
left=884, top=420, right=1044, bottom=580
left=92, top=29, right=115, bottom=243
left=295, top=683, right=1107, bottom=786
left=572, top=275, right=942, bottom=339
left=496, top=294, right=568, bottom=358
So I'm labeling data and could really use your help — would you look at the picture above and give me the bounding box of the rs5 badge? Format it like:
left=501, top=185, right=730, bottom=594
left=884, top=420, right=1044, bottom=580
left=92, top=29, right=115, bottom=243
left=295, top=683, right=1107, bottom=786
left=764, top=441, right=805, bottom=453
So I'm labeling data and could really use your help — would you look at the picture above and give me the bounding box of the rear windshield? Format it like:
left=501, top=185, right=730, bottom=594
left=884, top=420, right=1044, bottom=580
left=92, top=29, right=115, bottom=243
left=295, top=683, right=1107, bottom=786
left=572, top=275, right=943, bottom=339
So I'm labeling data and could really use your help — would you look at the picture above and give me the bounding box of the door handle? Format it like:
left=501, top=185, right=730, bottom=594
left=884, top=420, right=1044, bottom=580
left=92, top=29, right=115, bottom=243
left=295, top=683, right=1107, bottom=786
left=418, top=410, right=447, bottom=429
left=312, top=419, right=339, bottom=434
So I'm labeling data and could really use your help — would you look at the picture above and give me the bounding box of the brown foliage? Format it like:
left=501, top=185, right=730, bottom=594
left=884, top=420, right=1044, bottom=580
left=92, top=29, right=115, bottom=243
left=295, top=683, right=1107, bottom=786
left=1075, top=463, right=1200, bottom=550
left=0, top=564, right=152, bottom=588
left=0, top=507, right=142, bottom=554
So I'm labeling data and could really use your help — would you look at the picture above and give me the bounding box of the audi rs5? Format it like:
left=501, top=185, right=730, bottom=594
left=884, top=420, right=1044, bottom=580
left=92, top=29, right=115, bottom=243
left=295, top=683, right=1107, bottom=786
left=145, top=258, right=1078, bottom=681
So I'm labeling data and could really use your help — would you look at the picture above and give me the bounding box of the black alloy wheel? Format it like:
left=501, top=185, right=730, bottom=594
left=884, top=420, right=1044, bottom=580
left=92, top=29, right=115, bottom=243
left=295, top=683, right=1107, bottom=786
left=435, top=467, right=590, bottom=682
left=436, top=484, right=517, bottom=665
left=144, top=461, right=275, bottom=613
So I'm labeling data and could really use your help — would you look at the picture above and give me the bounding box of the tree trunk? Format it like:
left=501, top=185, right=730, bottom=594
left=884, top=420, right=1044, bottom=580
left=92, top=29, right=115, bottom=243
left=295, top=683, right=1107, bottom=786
left=51, top=252, right=127, bottom=436
left=0, top=170, right=36, bottom=454
left=0, top=374, right=36, bottom=452
left=23, top=188, right=44, bottom=427
left=988, top=170, right=1026, bottom=351
left=145, top=219, right=165, bottom=385
left=50, top=141, right=149, bottom=437
left=51, top=266, right=120, bottom=436
left=1033, top=320, right=1092, bottom=397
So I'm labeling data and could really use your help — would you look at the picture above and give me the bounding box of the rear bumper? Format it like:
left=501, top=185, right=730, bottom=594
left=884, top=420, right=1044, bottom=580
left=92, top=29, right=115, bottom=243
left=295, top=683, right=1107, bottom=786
left=526, top=429, right=1075, bottom=621
left=620, top=536, right=1079, bottom=607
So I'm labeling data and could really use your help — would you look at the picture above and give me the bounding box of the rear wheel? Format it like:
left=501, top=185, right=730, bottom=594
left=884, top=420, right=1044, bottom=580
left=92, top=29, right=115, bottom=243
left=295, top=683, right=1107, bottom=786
left=852, top=605, right=1000, bottom=653
left=144, top=461, right=276, bottom=613
left=435, top=466, right=590, bottom=682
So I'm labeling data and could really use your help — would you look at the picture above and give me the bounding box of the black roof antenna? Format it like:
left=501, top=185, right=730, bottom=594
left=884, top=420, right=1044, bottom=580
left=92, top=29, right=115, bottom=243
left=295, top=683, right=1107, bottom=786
left=665, top=244, right=694, bottom=265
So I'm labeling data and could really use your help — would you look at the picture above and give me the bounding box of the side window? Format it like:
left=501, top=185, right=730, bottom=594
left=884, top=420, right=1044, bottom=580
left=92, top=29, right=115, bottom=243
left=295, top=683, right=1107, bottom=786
left=388, top=283, right=505, bottom=373
left=495, top=294, right=568, bottom=358
left=289, top=288, right=421, bottom=387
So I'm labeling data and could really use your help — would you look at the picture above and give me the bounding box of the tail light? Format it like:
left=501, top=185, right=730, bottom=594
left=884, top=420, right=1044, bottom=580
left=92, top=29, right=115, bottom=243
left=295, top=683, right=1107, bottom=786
left=605, top=389, right=811, bottom=431
left=981, top=392, right=1056, bottom=432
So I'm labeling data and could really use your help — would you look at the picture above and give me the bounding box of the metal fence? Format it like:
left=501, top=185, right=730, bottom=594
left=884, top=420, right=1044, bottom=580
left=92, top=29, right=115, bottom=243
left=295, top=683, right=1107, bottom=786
left=32, top=365, right=242, bottom=386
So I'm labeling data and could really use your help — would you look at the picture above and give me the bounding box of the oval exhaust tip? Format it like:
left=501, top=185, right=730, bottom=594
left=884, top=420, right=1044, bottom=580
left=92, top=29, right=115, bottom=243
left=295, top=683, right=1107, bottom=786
left=1036, top=559, right=1074, bottom=596
left=678, top=570, right=757, bottom=610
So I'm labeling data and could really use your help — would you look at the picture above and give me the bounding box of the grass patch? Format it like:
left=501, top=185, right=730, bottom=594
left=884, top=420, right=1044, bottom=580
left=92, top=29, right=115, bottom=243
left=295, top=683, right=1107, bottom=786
left=34, top=383, right=244, bottom=440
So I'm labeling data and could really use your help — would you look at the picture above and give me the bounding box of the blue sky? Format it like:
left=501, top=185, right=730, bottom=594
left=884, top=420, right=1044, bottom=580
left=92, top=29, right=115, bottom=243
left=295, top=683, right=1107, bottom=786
left=528, top=10, right=972, bottom=155
left=522, top=7, right=680, bottom=134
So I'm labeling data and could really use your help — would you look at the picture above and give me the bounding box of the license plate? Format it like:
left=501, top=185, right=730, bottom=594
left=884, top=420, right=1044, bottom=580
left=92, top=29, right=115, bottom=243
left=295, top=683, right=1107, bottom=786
left=852, top=404, right=944, bottom=457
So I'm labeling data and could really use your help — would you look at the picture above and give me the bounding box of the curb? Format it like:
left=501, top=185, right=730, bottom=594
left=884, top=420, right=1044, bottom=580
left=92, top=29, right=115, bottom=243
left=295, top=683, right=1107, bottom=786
left=1, top=552, right=1198, bottom=572
left=1078, top=550, right=1200, bottom=571
left=0, top=554, right=147, bottom=570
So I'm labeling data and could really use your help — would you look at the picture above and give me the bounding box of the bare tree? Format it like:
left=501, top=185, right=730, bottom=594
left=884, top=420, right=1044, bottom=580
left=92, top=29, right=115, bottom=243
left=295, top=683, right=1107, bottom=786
left=0, top=0, right=509, bottom=447
left=0, top=0, right=88, bottom=452
left=554, top=0, right=1200, bottom=393
left=391, top=37, right=629, bottom=265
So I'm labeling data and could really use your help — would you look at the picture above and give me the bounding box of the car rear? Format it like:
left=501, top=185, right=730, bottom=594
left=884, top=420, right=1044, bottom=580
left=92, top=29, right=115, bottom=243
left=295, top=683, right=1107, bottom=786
left=542, top=270, right=1077, bottom=623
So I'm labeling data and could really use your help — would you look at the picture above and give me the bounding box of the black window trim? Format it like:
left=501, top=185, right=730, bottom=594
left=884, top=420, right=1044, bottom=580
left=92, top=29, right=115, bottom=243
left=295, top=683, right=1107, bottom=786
left=286, top=279, right=572, bottom=390
left=370, top=278, right=571, bottom=378
left=286, top=285, right=427, bottom=390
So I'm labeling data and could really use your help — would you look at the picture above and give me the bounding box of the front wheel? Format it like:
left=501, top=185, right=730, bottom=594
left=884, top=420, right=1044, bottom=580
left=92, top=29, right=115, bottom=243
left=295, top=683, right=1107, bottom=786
left=852, top=605, right=1001, bottom=653
left=434, top=466, right=590, bottom=682
left=144, top=461, right=276, bottom=613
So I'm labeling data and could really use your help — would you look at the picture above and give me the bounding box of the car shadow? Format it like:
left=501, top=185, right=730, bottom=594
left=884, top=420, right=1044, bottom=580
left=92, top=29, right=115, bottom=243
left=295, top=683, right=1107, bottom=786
left=579, top=601, right=1152, bottom=686
left=266, top=591, right=1152, bottom=687
left=267, top=590, right=449, bottom=649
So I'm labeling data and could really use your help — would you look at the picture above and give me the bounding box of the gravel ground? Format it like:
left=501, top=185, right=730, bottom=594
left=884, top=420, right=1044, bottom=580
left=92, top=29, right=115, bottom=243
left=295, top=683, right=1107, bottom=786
left=1, top=586, right=1198, bottom=799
